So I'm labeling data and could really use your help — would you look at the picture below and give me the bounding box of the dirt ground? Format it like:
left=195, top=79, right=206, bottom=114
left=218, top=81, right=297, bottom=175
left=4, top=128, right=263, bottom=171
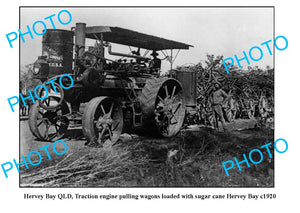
left=20, top=119, right=274, bottom=187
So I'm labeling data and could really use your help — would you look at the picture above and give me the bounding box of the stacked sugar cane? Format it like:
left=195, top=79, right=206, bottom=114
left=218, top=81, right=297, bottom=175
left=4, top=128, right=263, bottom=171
left=176, top=59, right=274, bottom=127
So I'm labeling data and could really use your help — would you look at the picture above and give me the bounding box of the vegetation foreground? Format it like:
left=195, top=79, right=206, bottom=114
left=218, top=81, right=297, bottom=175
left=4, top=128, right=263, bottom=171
left=20, top=126, right=274, bottom=187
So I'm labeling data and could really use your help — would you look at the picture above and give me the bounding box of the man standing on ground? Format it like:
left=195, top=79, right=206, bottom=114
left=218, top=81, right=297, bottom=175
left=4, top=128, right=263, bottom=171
left=211, top=83, right=229, bottom=131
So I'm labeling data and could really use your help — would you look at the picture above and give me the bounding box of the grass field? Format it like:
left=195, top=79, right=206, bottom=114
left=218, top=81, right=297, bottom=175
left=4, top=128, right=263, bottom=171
left=20, top=125, right=274, bottom=187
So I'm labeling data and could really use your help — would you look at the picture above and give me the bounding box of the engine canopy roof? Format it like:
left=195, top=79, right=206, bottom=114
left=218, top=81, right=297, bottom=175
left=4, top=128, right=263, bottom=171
left=85, top=26, right=193, bottom=51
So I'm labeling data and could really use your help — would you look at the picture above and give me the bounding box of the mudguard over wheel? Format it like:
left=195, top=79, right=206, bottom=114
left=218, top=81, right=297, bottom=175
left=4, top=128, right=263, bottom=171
left=138, top=77, right=185, bottom=137
left=28, top=96, right=70, bottom=141
left=36, top=81, right=65, bottom=110
left=82, top=96, right=123, bottom=144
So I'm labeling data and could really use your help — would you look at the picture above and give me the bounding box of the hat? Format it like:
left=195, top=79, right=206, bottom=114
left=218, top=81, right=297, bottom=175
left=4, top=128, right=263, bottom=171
left=150, top=51, right=159, bottom=56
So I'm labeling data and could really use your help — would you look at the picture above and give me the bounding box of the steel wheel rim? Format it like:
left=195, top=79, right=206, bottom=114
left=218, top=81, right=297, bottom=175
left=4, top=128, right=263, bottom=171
left=154, top=84, right=185, bottom=137
left=35, top=97, right=69, bottom=141
left=92, top=98, right=123, bottom=144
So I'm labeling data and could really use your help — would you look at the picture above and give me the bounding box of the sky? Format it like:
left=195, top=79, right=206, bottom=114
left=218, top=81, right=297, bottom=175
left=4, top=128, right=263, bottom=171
left=20, top=7, right=274, bottom=72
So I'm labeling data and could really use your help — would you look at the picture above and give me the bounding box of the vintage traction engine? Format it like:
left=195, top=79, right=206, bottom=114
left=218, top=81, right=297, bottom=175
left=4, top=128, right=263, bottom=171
left=29, top=23, right=194, bottom=145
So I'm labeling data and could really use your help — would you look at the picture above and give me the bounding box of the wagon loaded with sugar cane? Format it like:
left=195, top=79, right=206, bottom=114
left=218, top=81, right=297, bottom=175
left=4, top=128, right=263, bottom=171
left=175, top=61, right=274, bottom=128
left=28, top=23, right=196, bottom=145
left=171, top=64, right=239, bottom=128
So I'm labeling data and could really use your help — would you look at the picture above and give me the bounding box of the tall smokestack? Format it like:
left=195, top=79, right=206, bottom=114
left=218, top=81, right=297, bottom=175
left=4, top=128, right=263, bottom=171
left=75, top=23, right=86, bottom=58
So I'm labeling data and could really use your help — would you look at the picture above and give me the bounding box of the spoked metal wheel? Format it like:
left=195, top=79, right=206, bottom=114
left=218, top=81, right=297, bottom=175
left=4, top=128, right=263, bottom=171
left=139, top=78, right=185, bottom=137
left=155, top=85, right=185, bottom=137
left=82, top=97, right=123, bottom=145
left=29, top=96, right=70, bottom=141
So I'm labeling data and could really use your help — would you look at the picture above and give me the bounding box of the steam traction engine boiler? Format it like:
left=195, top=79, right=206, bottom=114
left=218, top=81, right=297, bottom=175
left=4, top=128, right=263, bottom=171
left=29, top=23, right=194, bottom=145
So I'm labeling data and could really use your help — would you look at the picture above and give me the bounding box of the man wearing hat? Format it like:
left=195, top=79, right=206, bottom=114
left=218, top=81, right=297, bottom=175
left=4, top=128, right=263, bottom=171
left=211, top=83, right=229, bottom=131
left=149, top=51, right=161, bottom=72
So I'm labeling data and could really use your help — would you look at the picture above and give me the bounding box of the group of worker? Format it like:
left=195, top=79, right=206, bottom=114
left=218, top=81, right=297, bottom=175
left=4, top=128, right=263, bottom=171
left=127, top=50, right=162, bottom=73
left=82, top=49, right=162, bottom=74
left=112, top=51, right=161, bottom=72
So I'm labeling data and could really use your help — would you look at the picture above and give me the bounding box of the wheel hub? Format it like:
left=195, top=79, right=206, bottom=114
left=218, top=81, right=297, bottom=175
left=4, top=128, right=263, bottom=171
left=96, top=115, right=113, bottom=129
left=43, top=111, right=59, bottom=123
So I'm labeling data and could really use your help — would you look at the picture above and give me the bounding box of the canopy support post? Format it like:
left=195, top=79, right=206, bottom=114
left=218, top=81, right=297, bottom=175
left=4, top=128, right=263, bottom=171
left=170, top=49, right=173, bottom=70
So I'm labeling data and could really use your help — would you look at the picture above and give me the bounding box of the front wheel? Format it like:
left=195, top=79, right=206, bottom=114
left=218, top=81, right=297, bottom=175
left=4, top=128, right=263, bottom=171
left=82, top=97, right=123, bottom=145
left=28, top=96, right=69, bottom=141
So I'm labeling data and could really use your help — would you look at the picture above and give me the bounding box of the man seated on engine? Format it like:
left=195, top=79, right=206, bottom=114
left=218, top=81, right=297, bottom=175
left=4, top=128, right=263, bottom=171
left=149, top=51, right=161, bottom=73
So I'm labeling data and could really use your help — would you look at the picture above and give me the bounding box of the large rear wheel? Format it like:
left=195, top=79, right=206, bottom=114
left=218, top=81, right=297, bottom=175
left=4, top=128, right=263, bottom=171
left=139, top=78, right=185, bottom=137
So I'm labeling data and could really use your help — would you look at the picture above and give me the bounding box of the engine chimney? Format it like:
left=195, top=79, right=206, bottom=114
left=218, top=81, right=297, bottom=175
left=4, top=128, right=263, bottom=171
left=75, top=23, right=86, bottom=58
